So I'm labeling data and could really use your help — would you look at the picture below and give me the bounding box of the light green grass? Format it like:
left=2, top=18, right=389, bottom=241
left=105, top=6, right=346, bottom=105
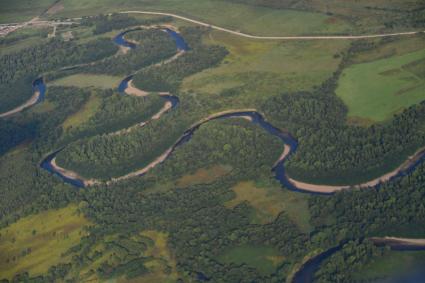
left=225, top=181, right=312, bottom=233
left=337, top=48, right=425, bottom=122
left=0, top=204, right=90, bottom=280
left=50, top=74, right=122, bottom=89
left=56, top=0, right=351, bottom=36
left=354, top=250, right=425, bottom=281
left=217, top=245, right=284, bottom=275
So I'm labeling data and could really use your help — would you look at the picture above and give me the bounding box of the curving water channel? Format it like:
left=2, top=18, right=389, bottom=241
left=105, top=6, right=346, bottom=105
left=38, top=26, right=425, bottom=194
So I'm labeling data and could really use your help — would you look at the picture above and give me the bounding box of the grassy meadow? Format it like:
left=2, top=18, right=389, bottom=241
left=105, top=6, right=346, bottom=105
left=182, top=30, right=348, bottom=102
left=337, top=47, right=425, bottom=122
left=0, top=204, right=90, bottom=280
left=54, top=0, right=351, bottom=36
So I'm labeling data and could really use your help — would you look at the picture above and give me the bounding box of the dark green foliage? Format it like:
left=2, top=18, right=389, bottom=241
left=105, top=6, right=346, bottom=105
left=0, top=119, right=35, bottom=156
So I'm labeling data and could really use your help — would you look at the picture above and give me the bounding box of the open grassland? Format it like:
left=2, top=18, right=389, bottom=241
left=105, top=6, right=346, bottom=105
left=337, top=48, right=425, bottom=122
left=175, top=164, right=232, bottom=187
left=0, top=204, right=90, bottom=280
left=56, top=0, right=351, bottom=36
left=0, top=0, right=58, bottom=23
left=182, top=30, right=348, bottom=101
left=217, top=245, right=284, bottom=275
left=62, top=91, right=101, bottom=130
left=350, top=36, right=425, bottom=65
left=354, top=250, right=425, bottom=281
left=50, top=74, right=122, bottom=89
left=225, top=181, right=312, bottom=233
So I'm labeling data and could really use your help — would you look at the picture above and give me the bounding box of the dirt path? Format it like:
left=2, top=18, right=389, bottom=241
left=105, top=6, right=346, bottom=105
left=120, top=10, right=425, bottom=40
left=0, top=91, right=40, bottom=118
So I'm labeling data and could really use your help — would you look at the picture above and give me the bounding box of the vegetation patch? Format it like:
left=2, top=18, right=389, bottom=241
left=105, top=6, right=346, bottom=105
left=182, top=30, right=348, bottom=98
left=225, top=181, right=312, bottom=232
left=51, top=74, right=123, bottom=90
left=217, top=245, right=283, bottom=275
left=62, top=91, right=102, bottom=130
left=176, top=164, right=232, bottom=187
left=137, top=231, right=179, bottom=282
left=336, top=48, right=425, bottom=122
left=0, top=204, right=90, bottom=280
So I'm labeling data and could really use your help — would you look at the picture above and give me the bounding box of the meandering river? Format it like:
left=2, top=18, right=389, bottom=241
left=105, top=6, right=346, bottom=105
left=36, top=26, right=425, bottom=194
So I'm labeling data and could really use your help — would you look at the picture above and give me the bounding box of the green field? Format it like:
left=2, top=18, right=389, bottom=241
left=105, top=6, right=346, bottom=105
left=217, top=245, right=284, bottom=275
left=337, top=48, right=425, bottom=122
left=53, top=0, right=351, bottom=36
left=0, top=204, right=90, bottom=280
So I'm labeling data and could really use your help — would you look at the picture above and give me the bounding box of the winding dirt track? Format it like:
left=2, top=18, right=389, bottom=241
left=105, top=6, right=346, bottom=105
left=120, top=10, right=425, bottom=40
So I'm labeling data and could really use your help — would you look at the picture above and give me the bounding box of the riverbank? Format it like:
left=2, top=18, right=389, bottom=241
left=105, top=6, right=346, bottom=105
left=286, top=146, right=425, bottom=194
left=0, top=90, right=40, bottom=118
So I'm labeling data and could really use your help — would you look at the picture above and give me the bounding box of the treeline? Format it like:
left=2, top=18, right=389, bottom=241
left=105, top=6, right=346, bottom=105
left=0, top=38, right=117, bottom=85
left=133, top=27, right=228, bottom=92
left=262, top=91, right=425, bottom=184
left=81, top=13, right=172, bottom=35
left=0, top=38, right=117, bottom=113
left=62, top=91, right=165, bottom=142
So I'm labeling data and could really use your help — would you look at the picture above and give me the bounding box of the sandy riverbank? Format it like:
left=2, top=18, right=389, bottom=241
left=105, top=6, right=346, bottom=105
left=0, top=90, right=40, bottom=118
left=285, top=147, right=425, bottom=194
